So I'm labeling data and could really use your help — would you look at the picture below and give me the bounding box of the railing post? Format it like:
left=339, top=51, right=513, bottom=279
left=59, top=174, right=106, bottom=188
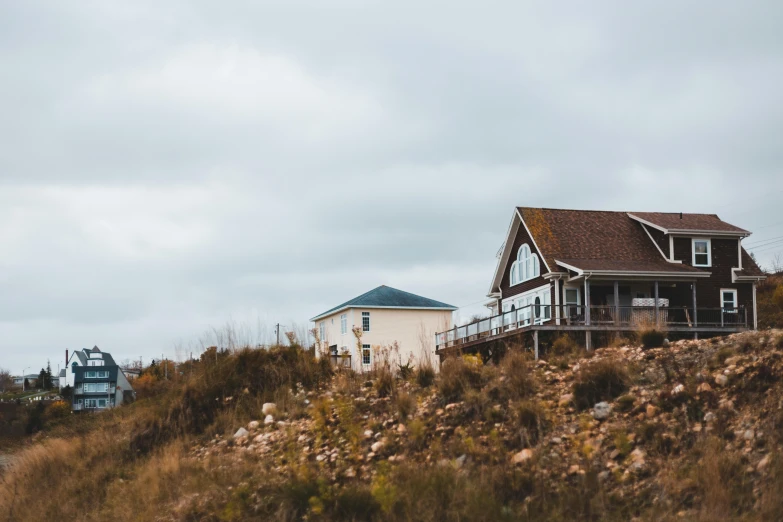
left=745, top=307, right=748, bottom=328
left=585, top=279, right=591, bottom=326
left=692, top=282, right=698, bottom=328
left=533, top=330, right=539, bottom=360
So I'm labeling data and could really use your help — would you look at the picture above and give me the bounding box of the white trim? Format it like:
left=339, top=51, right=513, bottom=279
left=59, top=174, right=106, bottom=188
left=720, top=288, right=738, bottom=310
left=692, top=238, right=712, bottom=267
left=554, top=278, right=561, bottom=325
left=669, top=236, right=674, bottom=261
left=361, top=344, right=372, bottom=366
left=554, top=260, right=712, bottom=279
left=640, top=223, right=672, bottom=262
left=311, top=305, right=456, bottom=322
left=627, top=213, right=668, bottom=233
left=516, top=209, right=553, bottom=273
left=738, top=240, right=743, bottom=270
left=510, top=244, right=541, bottom=286
left=487, top=211, right=520, bottom=295
left=668, top=229, right=749, bottom=237
left=554, top=260, right=584, bottom=275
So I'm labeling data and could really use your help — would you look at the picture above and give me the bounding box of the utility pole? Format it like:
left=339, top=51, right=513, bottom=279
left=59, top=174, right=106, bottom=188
left=276, top=323, right=280, bottom=346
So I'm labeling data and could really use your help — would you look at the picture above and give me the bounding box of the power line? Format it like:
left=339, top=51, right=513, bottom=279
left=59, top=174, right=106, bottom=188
left=745, top=233, right=783, bottom=247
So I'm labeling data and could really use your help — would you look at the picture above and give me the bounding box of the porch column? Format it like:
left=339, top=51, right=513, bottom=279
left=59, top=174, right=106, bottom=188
left=753, top=282, right=758, bottom=330
left=554, top=278, right=561, bottom=325
left=584, top=279, right=591, bottom=326
left=692, top=282, right=698, bottom=328
left=654, top=281, right=659, bottom=328
left=613, top=280, right=620, bottom=325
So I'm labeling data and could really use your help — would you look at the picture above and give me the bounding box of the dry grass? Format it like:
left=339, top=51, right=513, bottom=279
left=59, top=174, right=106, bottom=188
left=437, top=355, right=484, bottom=402
left=572, top=358, right=630, bottom=410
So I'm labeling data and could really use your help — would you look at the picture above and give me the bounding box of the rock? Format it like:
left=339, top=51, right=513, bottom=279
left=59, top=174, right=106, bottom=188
left=704, top=412, right=716, bottom=423
left=233, top=427, right=249, bottom=439
left=397, top=424, right=407, bottom=434
left=715, top=374, right=728, bottom=387
left=558, top=394, right=574, bottom=407
left=455, top=454, right=467, bottom=468
left=316, top=454, right=326, bottom=462
left=551, top=437, right=562, bottom=445
left=593, top=402, right=612, bottom=421
left=696, top=383, right=712, bottom=393
left=757, top=455, right=771, bottom=472
left=371, top=440, right=385, bottom=453
left=264, top=415, right=274, bottom=425
left=646, top=404, right=658, bottom=418
left=262, top=403, right=277, bottom=416
left=345, top=467, right=356, bottom=478
left=672, top=384, right=685, bottom=395
left=744, top=429, right=755, bottom=441
left=363, top=430, right=374, bottom=439
left=512, top=449, right=534, bottom=465
left=248, top=421, right=260, bottom=430
left=568, top=464, right=582, bottom=476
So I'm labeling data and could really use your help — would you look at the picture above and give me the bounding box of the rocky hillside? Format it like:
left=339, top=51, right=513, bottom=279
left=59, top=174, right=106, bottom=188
left=3, top=332, right=783, bottom=521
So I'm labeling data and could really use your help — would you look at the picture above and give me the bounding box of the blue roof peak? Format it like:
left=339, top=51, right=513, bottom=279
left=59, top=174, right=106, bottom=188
left=311, top=285, right=457, bottom=321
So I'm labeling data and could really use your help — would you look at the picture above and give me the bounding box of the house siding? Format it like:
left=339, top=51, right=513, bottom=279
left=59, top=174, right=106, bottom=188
left=644, top=225, right=669, bottom=259
left=672, top=237, right=755, bottom=326
left=500, top=218, right=549, bottom=299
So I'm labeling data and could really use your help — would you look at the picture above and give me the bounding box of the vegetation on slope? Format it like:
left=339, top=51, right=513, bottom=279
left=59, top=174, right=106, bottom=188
left=4, top=332, right=783, bottom=521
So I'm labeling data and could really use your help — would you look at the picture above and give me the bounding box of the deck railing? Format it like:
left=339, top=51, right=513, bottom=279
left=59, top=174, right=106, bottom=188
left=436, top=304, right=747, bottom=351
left=329, top=354, right=353, bottom=369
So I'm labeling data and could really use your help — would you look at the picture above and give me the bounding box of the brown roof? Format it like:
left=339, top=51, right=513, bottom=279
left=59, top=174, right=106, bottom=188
left=555, top=258, right=704, bottom=273
left=629, top=212, right=748, bottom=234
left=518, top=208, right=676, bottom=272
left=738, top=248, right=765, bottom=276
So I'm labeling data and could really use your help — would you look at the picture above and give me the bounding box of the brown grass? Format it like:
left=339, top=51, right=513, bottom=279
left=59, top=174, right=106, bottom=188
left=572, top=358, right=630, bottom=410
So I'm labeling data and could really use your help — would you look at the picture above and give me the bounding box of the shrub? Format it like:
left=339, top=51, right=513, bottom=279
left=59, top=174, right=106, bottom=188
left=486, top=351, right=537, bottom=403
left=513, top=400, right=549, bottom=447
left=45, top=400, right=71, bottom=421
left=398, top=361, right=415, bottom=380
left=396, top=392, right=416, bottom=420
left=375, top=367, right=395, bottom=398
left=572, top=359, right=630, bottom=410
left=462, top=389, right=491, bottom=420
left=416, top=363, right=436, bottom=389
left=550, top=334, right=578, bottom=355
left=640, top=328, right=666, bottom=349
left=437, top=356, right=483, bottom=402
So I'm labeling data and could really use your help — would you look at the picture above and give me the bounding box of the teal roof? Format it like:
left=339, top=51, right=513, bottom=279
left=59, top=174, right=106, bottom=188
left=311, top=285, right=457, bottom=321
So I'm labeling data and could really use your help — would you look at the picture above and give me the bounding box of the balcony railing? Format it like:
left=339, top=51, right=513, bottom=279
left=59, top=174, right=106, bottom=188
left=436, top=304, right=747, bottom=351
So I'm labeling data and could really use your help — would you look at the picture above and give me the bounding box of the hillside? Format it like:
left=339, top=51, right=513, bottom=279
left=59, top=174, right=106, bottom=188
left=3, top=331, right=783, bottom=521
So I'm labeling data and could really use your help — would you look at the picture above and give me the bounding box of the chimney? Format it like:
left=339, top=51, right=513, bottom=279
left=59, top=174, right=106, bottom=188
left=65, top=349, right=69, bottom=367
left=679, top=212, right=683, bottom=219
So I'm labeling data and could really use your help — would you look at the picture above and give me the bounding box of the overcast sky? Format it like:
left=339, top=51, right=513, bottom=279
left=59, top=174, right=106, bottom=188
left=2, top=1, right=782, bottom=374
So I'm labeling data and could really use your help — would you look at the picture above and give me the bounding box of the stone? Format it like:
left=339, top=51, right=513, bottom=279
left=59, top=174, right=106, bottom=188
left=551, top=437, right=562, bottom=445
left=744, top=429, right=755, bottom=441
left=558, top=394, right=574, bottom=407
left=672, top=384, right=685, bottom=395
left=397, top=424, right=407, bottom=434
left=371, top=440, right=385, bottom=453
left=316, top=454, right=326, bottom=462
left=568, top=464, right=582, bottom=476
left=704, top=412, right=716, bottom=423
left=345, top=467, right=356, bottom=478
left=646, top=404, right=658, bottom=418
left=363, top=430, right=374, bottom=439
left=593, top=402, right=612, bottom=421
left=455, top=454, right=467, bottom=468
left=757, top=455, right=771, bottom=472
left=715, top=374, right=728, bottom=387
left=512, top=449, right=534, bottom=465
left=248, top=420, right=260, bottom=430
left=697, top=383, right=712, bottom=393
left=233, top=427, right=249, bottom=439
left=262, top=403, right=277, bottom=416
left=264, top=415, right=274, bottom=425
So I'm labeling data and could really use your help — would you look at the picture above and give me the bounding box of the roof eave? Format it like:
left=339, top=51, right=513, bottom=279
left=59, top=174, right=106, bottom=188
left=311, top=305, right=458, bottom=322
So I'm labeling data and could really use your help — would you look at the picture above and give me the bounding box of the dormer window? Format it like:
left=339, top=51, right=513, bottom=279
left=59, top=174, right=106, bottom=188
left=510, top=244, right=540, bottom=285
left=692, top=239, right=711, bottom=267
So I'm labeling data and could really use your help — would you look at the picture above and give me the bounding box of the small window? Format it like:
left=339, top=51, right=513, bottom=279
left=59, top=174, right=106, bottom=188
left=319, top=322, right=325, bottom=341
left=362, top=344, right=371, bottom=365
left=362, top=312, right=370, bottom=332
left=86, top=371, right=96, bottom=378
left=692, top=239, right=711, bottom=267
left=564, top=288, right=579, bottom=305
left=721, top=289, right=738, bottom=311
left=329, top=345, right=338, bottom=355
left=98, top=399, right=107, bottom=408
left=340, top=314, right=347, bottom=335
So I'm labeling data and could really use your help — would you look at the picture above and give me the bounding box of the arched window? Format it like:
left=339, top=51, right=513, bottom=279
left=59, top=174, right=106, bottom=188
left=510, top=244, right=540, bottom=285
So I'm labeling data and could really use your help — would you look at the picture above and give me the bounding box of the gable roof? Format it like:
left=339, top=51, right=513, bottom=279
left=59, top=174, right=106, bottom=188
left=69, top=347, right=118, bottom=367
left=311, top=285, right=457, bottom=322
left=627, top=212, right=749, bottom=235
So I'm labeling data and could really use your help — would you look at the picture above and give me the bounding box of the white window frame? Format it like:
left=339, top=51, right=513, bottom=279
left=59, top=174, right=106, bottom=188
left=362, top=312, right=371, bottom=332
left=720, top=288, right=738, bottom=312
left=86, top=371, right=96, bottom=378
left=340, top=314, right=347, bottom=335
left=692, top=238, right=712, bottom=267
left=361, top=344, right=372, bottom=366
left=510, top=244, right=540, bottom=286
left=97, top=371, right=108, bottom=378
left=319, top=322, right=325, bottom=341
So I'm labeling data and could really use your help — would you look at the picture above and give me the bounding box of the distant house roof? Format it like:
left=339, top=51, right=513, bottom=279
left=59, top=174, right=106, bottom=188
left=70, top=347, right=118, bottom=367
left=311, top=285, right=457, bottom=321
left=59, top=369, right=66, bottom=378
left=627, top=212, right=749, bottom=234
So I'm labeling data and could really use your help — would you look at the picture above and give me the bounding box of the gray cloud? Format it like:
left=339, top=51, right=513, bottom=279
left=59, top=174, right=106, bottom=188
left=1, top=0, right=782, bottom=372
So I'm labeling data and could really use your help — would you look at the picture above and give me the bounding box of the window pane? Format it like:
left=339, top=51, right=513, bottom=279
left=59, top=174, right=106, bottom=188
left=695, top=242, right=707, bottom=254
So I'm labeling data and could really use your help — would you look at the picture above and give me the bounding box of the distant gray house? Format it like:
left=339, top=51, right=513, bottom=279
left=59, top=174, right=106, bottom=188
left=62, top=347, right=135, bottom=411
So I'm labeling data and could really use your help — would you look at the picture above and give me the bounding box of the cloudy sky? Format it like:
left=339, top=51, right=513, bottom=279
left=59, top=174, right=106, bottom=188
left=1, top=1, right=782, bottom=373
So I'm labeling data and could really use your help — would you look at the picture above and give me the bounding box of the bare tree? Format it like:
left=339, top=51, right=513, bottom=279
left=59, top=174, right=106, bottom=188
left=0, top=368, right=12, bottom=392
left=771, top=253, right=783, bottom=275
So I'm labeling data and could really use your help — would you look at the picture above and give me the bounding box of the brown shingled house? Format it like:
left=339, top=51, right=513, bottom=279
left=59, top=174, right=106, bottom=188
left=436, top=208, right=766, bottom=355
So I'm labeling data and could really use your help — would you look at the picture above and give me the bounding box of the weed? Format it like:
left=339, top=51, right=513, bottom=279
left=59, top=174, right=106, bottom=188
left=640, top=328, right=666, bottom=349
left=437, top=356, right=483, bottom=402
left=395, top=391, right=416, bottom=421
left=572, top=358, right=630, bottom=410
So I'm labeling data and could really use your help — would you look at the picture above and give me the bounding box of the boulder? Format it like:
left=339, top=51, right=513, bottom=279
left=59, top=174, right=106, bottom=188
left=512, top=449, right=534, bottom=465
left=593, top=402, right=612, bottom=421
left=233, top=427, right=249, bottom=439
left=264, top=414, right=275, bottom=425
left=715, top=374, right=728, bottom=387
left=248, top=420, right=260, bottom=430
left=262, top=403, right=277, bottom=416
left=371, top=440, right=385, bottom=453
